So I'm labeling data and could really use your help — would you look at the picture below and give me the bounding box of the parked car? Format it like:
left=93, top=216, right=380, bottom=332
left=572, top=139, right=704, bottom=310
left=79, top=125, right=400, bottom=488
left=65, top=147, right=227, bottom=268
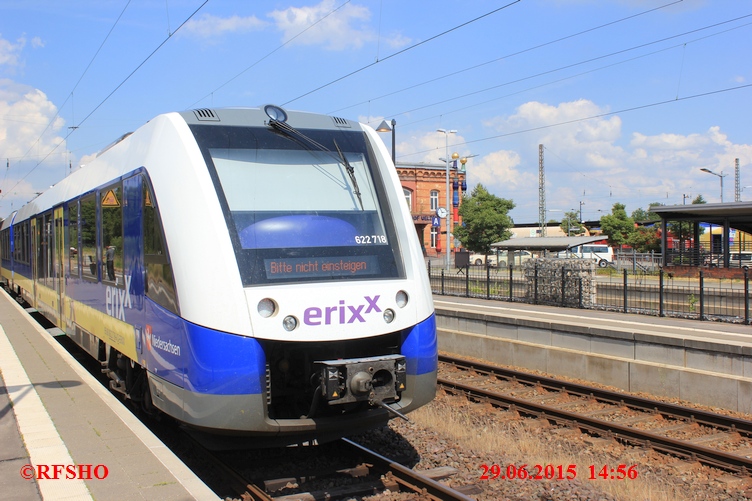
left=469, top=250, right=533, bottom=267
left=707, top=252, right=752, bottom=270
left=557, top=244, right=613, bottom=268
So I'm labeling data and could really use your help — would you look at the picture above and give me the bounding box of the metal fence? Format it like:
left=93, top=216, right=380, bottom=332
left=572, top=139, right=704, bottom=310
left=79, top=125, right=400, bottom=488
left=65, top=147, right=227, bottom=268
left=428, top=261, right=752, bottom=325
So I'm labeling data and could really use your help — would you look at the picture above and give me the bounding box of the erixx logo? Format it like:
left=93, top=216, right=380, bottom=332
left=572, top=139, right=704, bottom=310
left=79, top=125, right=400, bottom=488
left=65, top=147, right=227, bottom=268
left=303, top=295, right=381, bottom=326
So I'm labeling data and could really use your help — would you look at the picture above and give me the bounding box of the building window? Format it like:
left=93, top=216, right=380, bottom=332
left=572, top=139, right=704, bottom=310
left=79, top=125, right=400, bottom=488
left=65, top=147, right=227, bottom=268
left=430, top=227, right=438, bottom=248
left=430, top=190, right=439, bottom=211
left=403, top=188, right=412, bottom=211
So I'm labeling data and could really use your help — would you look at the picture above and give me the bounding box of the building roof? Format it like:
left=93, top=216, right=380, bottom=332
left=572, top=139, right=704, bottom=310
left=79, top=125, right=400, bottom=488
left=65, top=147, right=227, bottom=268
left=650, top=202, right=752, bottom=235
left=491, top=235, right=606, bottom=251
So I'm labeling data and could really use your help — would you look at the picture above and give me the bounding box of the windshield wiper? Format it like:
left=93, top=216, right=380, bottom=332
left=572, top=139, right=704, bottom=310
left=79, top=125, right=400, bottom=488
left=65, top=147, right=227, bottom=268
left=333, top=138, right=363, bottom=210
left=269, top=119, right=364, bottom=210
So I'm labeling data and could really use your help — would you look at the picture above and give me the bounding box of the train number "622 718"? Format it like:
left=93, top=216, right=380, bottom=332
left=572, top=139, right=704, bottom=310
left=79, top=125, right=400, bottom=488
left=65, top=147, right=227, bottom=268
left=355, top=235, right=387, bottom=244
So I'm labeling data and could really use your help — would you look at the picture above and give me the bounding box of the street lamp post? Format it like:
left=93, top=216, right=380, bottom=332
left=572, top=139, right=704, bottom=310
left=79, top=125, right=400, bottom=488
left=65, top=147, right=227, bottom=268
left=437, top=128, right=457, bottom=270
left=376, top=119, right=396, bottom=165
left=700, top=168, right=727, bottom=202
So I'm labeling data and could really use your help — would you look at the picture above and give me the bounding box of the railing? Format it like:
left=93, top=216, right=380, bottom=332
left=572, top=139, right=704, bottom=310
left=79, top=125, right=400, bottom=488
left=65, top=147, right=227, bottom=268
left=428, top=261, right=752, bottom=325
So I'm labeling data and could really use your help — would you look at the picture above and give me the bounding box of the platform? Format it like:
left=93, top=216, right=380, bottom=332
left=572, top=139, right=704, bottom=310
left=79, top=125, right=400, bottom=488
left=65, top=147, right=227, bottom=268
left=434, top=296, right=752, bottom=414
left=0, top=289, right=219, bottom=501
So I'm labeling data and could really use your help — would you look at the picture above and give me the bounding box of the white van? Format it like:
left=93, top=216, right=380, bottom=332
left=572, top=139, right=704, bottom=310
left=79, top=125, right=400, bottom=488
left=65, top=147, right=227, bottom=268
left=469, top=250, right=534, bottom=267
left=559, top=244, right=613, bottom=268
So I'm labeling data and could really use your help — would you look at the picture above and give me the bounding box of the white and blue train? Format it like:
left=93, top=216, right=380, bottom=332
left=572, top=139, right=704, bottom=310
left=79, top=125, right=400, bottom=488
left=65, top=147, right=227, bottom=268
left=0, top=105, right=437, bottom=445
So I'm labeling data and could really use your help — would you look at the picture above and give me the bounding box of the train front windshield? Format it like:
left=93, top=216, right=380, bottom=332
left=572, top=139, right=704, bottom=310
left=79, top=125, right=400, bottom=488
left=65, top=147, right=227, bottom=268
left=191, top=124, right=404, bottom=286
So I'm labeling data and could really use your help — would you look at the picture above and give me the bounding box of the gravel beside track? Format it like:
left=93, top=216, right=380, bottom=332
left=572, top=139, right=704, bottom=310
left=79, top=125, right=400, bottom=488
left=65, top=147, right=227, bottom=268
left=351, top=391, right=752, bottom=501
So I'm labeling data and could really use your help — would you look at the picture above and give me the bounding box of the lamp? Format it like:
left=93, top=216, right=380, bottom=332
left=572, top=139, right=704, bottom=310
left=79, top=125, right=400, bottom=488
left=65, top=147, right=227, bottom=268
left=700, top=168, right=727, bottom=203
left=437, top=128, right=457, bottom=270
left=376, top=119, right=396, bottom=165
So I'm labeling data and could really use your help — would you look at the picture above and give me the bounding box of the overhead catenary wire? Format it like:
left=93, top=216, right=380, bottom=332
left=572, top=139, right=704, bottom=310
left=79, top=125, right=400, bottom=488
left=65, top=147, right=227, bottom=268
left=400, top=83, right=752, bottom=160
left=0, top=0, right=210, bottom=202
left=6, top=0, right=133, bottom=186
left=281, top=0, right=522, bottom=107
left=188, top=0, right=354, bottom=109
left=330, top=0, right=685, bottom=116
left=374, top=13, right=752, bottom=134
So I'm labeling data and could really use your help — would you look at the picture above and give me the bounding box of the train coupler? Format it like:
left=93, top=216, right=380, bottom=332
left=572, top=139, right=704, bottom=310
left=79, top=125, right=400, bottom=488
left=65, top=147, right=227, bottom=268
left=315, top=354, right=406, bottom=405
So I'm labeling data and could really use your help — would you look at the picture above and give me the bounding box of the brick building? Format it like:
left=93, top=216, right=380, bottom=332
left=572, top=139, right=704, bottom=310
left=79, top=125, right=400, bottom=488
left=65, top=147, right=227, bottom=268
left=396, top=160, right=467, bottom=258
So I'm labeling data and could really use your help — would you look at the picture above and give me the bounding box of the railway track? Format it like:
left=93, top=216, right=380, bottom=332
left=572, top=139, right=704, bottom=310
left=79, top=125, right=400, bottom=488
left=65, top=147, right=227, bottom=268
left=186, top=433, right=477, bottom=501
left=8, top=289, right=476, bottom=501
left=439, top=354, right=752, bottom=475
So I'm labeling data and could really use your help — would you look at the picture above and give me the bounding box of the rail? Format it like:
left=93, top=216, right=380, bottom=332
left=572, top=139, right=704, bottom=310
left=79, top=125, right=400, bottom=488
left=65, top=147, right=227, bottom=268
left=439, top=354, right=752, bottom=475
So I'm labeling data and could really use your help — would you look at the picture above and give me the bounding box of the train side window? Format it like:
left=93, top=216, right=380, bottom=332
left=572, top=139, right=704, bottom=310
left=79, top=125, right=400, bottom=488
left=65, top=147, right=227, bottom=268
left=67, top=201, right=80, bottom=278
left=101, top=183, right=123, bottom=287
left=143, top=178, right=178, bottom=314
left=0, top=229, right=8, bottom=262
left=80, top=194, right=97, bottom=281
left=38, top=214, right=55, bottom=285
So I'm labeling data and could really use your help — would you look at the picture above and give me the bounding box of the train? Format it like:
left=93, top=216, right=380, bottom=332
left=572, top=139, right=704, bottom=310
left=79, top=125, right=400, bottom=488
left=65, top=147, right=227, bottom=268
left=0, top=105, right=437, bottom=446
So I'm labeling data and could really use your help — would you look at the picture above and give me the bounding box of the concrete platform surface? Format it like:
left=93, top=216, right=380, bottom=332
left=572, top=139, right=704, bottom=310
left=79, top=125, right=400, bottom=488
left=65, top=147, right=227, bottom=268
left=0, top=289, right=219, bottom=501
left=434, top=296, right=752, bottom=413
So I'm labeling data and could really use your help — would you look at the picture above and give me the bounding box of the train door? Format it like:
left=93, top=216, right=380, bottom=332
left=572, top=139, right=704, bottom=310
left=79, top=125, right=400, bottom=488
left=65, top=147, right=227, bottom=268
left=54, top=206, right=65, bottom=325
left=123, top=174, right=145, bottom=357
left=30, top=217, right=38, bottom=304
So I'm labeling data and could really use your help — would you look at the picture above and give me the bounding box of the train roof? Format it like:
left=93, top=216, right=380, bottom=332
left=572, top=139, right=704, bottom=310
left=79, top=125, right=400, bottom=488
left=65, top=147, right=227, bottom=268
left=6, top=106, right=362, bottom=226
left=178, top=106, right=358, bottom=131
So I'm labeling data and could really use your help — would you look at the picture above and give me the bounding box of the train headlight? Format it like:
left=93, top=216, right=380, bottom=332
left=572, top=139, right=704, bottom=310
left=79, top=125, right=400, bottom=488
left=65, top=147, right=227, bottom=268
left=257, top=298, right=277, bottom=318
left=283, top=315, right=298, bottom=331
left=383, top=308, right=395, bottom=323
left=264, top=104, right=288, bottom=123
left=395, top=290, right=408, bottom=308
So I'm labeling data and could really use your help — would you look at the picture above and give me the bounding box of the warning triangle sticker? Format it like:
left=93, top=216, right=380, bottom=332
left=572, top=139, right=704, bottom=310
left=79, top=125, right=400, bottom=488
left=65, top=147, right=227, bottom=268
left=102, top=190, right=120, bottom=207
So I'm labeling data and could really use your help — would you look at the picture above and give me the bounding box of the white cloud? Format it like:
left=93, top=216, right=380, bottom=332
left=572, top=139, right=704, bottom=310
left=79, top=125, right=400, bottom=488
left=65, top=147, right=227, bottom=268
left=269, top=0, right=376, bottom=51
left=0, top=79, right=67, bottom=215
left=473, top=149, right=534, bottom=192
left=630, top=131, right=707, bottom=150
left=477, top=99, right=752, bottom=217
left=182, top=13, right=266, bottom=39
left=0, top=34, right=26, bottom=68
left=0, top=79, right=65, bottom=161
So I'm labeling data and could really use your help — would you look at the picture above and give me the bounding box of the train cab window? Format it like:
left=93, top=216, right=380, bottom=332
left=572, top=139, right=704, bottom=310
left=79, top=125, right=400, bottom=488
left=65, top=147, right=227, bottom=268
left=80, top=194, right=97, bottom=281
left=100, top=183, right=123, bottom=287
left=191, top=125, right=404, bottom=286
left=143, top=178, right=178, bottom=314
left=67, top=201, right=80, bottom=278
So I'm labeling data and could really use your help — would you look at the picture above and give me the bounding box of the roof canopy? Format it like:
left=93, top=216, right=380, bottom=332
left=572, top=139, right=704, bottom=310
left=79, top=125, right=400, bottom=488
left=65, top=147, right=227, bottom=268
left=650, top=202, right=752, bottom=235
left=491, top=236, right=606, bottom=251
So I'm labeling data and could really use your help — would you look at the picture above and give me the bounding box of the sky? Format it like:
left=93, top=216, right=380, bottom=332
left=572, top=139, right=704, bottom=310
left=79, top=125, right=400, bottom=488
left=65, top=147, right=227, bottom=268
left=0, top=0, right=750, bottom=224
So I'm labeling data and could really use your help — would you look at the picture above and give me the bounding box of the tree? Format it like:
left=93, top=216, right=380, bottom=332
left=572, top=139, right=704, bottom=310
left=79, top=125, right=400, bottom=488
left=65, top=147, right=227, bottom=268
left=559, top=210, right=585, bottom=236
left=627, top=226, right=661, bottom=252
left=453, top=183, right=515, bottom=255
left=631, top=203, right=662, bottom=222
left=600, top=202, right=634, bottom=248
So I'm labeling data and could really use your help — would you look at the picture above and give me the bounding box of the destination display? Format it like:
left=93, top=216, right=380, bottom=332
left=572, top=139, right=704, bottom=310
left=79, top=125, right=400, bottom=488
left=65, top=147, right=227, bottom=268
left=264, top=255, right=380, bottom=280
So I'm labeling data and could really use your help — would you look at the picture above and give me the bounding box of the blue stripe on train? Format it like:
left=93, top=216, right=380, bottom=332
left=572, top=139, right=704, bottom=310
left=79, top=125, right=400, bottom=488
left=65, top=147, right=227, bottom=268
left=400, top=313, right=438, bottom=375
left=182, top=320, right=267, bottom=395
left=147, top=300, right=436, bottom=395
